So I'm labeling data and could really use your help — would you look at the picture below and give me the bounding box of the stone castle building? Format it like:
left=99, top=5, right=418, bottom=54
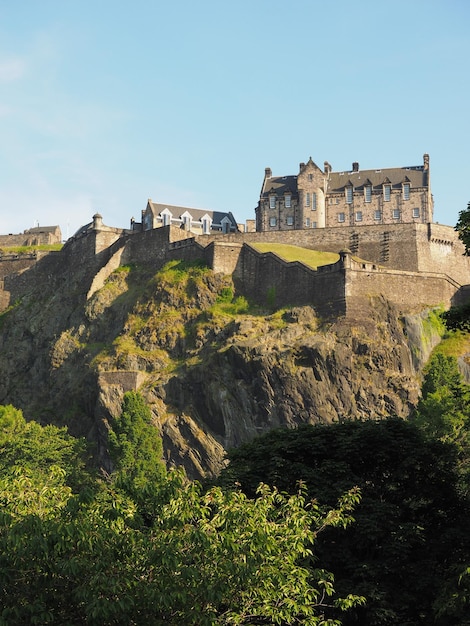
left=256, top=154, right=433, bottom=232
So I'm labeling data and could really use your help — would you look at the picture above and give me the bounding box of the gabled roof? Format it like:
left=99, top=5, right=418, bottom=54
left=328, top=165, right=426, bottom=192
left=24, top=225, right=61, bottom=234
left=147, top=201, right=237, bottom=228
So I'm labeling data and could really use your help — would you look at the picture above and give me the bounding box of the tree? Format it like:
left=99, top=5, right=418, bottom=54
left=216, top=419, right=470, bottom=625
left=0, top=404, right=364, bottom=625
left=108, top=391, right=166, bottom=516
left=414, top=353, right=470, bottom=495
left=455, top=201, right=470, bottom=255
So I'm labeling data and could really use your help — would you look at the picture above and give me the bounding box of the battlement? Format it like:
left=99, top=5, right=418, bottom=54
left=1, top=216, right=469, bottom=317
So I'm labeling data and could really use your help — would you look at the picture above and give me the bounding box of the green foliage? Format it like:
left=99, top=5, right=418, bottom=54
left=0, top=403, right=363, bottom=625
left=108, top=392, right=166, bottom=498
left=0, top=404, right=91, bottom=494
left=414, top=353, right=470, bottom=495
left=455, top=201, right=470, bottom=255
left=217, top=419, right=470, bottom=626
left=442, top=301, right=470, bottom=332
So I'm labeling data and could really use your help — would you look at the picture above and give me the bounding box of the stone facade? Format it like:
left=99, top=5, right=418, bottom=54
left=256, top=154, right=433, bottom=232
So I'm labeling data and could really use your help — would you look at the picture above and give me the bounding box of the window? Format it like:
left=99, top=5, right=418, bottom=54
left=202, top=218, right=210, bottom=234
left=374, top=210, right=382, bottom=221
left=393, top=209, right=400, bottom=220
left=269, top=217, right=277, bottom=227
left=162, top=212, right=171, bottom=226
left=412, top=208, right=420, bottom=218
left=285, top=194, right=291, bottom=208
left=338, top=212, right=345, bottom=223
left=384, top=185, right=391, bottom=202
left=312, top=192, right=317, bottom=210
left=308, top=174, right=313, bottom=182
left=306, top=192, right=310, bottom=207
left=403, top=183, right=410, bottom=200
left=286, top=216, right=294, bottom=226
left=312, top=221, right=317, bottom=228
left=305, top=218, right=310, bottom=227
left=355, top=211, right=363, bottom=222
left=346, top=186, right=353, bottom=204
left=365, top=185, right=372, bottom=203
left=269, top=196, right=276, bottom=209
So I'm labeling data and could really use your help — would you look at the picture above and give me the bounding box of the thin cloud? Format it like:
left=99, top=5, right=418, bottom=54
left=0, top=57, right=26, bottom=82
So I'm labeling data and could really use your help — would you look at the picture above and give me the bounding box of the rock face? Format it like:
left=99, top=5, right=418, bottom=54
left=0, top=250, right=443, bottom=479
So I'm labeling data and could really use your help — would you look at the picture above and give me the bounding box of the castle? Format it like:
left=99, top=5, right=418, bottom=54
left=0, top=154, right=469, bottom=320
left=256, top=154, right=433, bottom=231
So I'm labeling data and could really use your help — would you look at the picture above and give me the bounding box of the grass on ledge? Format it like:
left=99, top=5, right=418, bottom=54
left=250, top=243, right=339, bottom=269
left=0, top=244, right=63, bottom=254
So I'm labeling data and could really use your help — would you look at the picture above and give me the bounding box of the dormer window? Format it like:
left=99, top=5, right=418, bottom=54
left=403, top=183, right=410, bottom=200
left=285, top=194, right=291, bottom=208
left=383, top=184, right=391, bottom=202
left=365, top=185, right=372, bottom=203
left=269, top=196, right=276, bottom=209
left=201, top=214, right=212, bottom=234
left=182, top=214, right=192, bottom=230
left=346, top=186, right=353, bottom=204
left=161, top=209, right=172, bottom=227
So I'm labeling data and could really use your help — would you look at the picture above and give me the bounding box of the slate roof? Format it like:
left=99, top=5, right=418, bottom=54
left=328, top=165, right=427, bottom=192
left=148, top=202, right=237, bottom=228
left=261, top=175, right=298, bottom=198
left=261, top=164, right=428, bottom=196
left=24, top=225, right=61, bottom=234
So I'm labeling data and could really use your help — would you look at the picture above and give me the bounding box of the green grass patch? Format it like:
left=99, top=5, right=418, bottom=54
left=0, top=244, right=63, bottom=254
left=432, top=330, right=470, bottom=359
left=250, top=243, right=339, bottom=269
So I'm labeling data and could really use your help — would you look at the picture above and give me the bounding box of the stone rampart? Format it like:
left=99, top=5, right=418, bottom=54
left=1, top=218, right=469, bottom=318
left=197, top=222, right=470, bottom=283
left=233, top=244, right=347, bottom=316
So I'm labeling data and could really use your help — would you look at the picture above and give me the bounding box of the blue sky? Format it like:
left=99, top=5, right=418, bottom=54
left=0, top=0, right=468, bottom=239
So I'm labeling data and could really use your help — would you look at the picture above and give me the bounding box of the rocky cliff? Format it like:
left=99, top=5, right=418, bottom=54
left=0, top=248, right=444, bottom=479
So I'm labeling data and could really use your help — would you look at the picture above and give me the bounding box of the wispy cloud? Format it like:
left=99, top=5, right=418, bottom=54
left=0, top=57, right=26, bottom=82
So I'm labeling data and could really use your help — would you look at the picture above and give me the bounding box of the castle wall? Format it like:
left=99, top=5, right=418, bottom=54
left=196, top=222, right=469, bottom=282
left=343, top=256, right=459, bottom=314
left=0, top=254, right=40, bottom=280
left=234, top=245, right=347, bottom=316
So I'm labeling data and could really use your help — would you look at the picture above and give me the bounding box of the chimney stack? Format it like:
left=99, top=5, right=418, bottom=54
left=352, top=162, right=359, bottom=172
left=265, top=167, right=272, bottom=179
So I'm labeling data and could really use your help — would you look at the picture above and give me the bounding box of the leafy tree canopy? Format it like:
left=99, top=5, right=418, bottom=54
left=0, top=402, right=364, bottom=625
left=456, top=201, right=470, bottom=255
left=217, top=418, right=470, bottom=626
